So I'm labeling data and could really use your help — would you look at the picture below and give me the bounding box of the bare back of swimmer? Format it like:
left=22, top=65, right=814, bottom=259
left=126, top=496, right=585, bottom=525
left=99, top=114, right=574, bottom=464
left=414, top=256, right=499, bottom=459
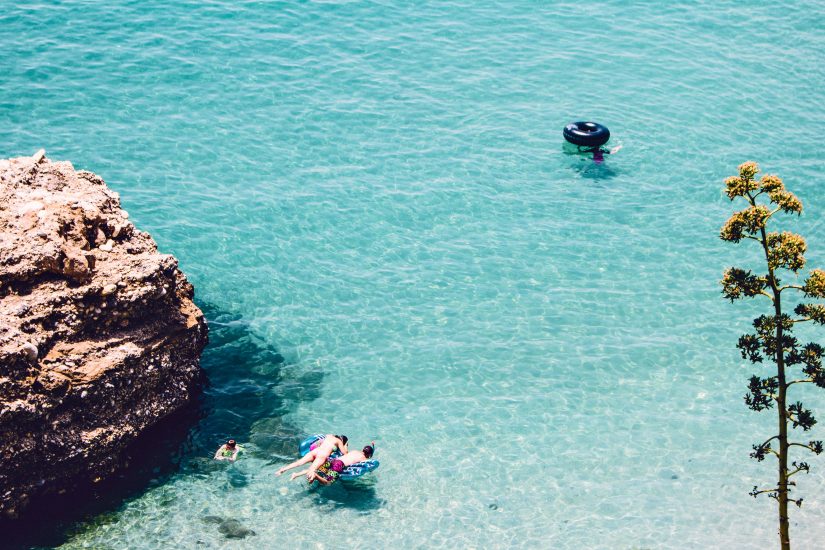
left=337, top=443, right=374, bottom=467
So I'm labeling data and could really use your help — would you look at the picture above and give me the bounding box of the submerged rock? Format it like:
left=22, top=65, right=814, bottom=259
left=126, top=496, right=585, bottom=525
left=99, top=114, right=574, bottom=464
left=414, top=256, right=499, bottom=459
left=0, top=151, right=208, bottom=519
left=201, top=515, right=256, bottom=539
left=219, top=518, right=256, bottom=539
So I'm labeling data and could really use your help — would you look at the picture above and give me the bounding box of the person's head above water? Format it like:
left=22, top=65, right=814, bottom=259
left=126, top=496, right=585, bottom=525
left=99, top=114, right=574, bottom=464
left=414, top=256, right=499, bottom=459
left=335, top=435, right=348, bottom=445
left=363, top=441, right=375, bottom=458
left=226, top=440, right=236, bottom=449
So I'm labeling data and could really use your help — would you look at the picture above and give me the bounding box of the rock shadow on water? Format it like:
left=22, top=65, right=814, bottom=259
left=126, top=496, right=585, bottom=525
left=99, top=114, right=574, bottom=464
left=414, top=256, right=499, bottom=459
left=2, top=300, right=323, bottom=550
left=183, top=301, right=325, bottom=464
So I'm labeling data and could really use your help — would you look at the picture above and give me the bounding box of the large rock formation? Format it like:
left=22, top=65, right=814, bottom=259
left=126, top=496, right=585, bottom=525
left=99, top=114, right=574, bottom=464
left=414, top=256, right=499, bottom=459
left=0, top=151, right=207, bottom=518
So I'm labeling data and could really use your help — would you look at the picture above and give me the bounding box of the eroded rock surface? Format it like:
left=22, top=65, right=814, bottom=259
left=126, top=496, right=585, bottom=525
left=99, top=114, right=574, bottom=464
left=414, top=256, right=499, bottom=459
left=0, top=151, right=207, bottom=518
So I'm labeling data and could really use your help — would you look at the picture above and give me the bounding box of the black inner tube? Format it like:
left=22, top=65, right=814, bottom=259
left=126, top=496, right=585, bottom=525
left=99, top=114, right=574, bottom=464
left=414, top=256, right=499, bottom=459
left=563, top=121, right=610, bottom=147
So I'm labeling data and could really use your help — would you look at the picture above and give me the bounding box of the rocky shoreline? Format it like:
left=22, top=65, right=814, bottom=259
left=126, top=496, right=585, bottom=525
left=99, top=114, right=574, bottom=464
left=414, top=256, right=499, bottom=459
left=0, top=152, right=207, bottom=519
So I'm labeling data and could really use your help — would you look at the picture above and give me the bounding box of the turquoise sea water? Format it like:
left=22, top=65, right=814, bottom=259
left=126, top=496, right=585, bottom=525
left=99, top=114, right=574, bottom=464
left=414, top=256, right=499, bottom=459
left=3, top=1, right=825, bottom=548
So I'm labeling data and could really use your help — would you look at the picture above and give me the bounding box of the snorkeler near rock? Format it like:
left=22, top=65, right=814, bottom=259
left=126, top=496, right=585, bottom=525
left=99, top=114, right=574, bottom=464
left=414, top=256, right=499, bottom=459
left=214, top=439, right=242, bottom=462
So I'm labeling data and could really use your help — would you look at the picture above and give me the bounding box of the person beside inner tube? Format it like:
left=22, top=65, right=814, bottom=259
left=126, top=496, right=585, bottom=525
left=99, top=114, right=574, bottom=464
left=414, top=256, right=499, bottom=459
left=580, top=144, right=622, bottom=164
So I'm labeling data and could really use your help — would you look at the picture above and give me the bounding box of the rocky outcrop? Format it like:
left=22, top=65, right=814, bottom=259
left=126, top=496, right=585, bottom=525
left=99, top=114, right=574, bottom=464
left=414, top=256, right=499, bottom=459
left=0, top=151, right=207, bottom=518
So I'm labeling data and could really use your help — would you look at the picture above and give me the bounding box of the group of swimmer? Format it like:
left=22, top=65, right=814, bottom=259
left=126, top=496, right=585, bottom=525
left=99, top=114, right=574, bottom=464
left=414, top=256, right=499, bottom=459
left=213, top=434, right=374, bottom=488
left=277, top=434, right=374, bottom=486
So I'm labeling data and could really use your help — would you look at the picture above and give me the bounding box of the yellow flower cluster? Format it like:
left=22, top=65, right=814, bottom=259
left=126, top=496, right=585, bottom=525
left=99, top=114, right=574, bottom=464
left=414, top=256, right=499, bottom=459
left=725, top=175, right=758, bottom=200
left=804, top=269, right=825, bottom=298
left=722, top=164, right=805, bottom=219
left=766, top=231, right=807, bottom=272
left=738, top=161, right=759, bottom=180
left=759, top=174, right=784, bottom=192
left=769, top=189, right=803, bottom=215
left=720, top=205, right=771, bottom=242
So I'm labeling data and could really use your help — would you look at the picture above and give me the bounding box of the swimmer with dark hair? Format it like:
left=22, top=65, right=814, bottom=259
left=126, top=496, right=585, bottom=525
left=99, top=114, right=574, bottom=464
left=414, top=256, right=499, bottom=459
left=336, top=443, right=375, bottom=466
left=214, top=439, right=241, bottom=462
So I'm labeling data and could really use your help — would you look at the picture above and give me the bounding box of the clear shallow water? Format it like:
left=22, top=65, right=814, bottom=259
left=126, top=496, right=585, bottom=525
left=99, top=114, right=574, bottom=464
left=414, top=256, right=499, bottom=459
left=3, top=1, right=825, bottom=548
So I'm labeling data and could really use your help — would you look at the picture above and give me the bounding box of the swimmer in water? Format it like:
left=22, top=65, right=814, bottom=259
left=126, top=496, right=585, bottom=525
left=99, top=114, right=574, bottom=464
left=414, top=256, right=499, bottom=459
left=336, top=443, right=374, bottom=467
left=585, top=144, right=622, bottom=164
left=214, top=439, right=241, bottom=462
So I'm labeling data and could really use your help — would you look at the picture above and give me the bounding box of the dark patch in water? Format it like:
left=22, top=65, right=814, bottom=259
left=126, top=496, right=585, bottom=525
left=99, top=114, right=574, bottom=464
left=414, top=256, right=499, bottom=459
left=201, top=515, right=256, bottom=539
left=304, top=478, right=385, bottom=513
left=226, top=468, right=249, bottom=488
left=218, top=518, right=256, bottom=539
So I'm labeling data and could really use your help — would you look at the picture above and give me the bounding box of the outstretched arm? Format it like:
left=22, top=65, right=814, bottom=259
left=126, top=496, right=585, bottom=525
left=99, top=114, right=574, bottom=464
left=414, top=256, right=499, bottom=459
left=609, top=145, right=622, bottom=154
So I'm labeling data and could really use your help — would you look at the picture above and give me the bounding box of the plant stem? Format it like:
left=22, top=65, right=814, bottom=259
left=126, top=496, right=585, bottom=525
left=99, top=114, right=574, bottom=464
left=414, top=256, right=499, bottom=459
left=760, top=222, right=791, bottom=550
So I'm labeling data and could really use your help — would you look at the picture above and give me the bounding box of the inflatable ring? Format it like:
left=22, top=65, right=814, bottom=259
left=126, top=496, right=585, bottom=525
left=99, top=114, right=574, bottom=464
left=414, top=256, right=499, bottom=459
left=298, top=434, right=379, bottom=480
left=563, top=121, right=610, bottom=147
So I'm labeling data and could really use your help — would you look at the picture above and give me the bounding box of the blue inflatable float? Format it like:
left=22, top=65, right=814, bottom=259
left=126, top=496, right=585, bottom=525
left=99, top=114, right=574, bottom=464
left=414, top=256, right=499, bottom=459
left=299, top=434, right=379, bottom=481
